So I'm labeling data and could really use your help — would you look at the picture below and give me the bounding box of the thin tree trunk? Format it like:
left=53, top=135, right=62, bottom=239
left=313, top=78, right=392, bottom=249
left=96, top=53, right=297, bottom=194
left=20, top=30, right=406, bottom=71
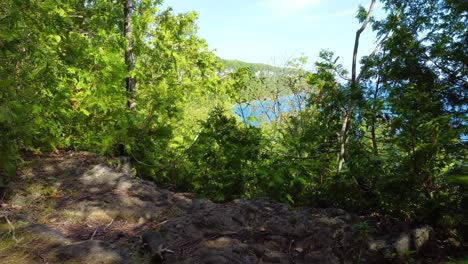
left=370, top=78, right=380, bottom=154
left=370, top=115, right=378, bottom=154
left=352, top=0, right=376, bottom=84
left=124, top=0, right=136, bottom=109
left=337, top=0, right=376, bottom=174
left=338, top=112, right=351, bottom=173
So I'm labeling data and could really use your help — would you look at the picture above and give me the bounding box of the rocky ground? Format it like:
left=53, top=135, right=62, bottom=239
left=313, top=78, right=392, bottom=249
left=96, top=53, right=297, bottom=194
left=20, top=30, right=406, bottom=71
left=0, top=151, right=443, bottom=263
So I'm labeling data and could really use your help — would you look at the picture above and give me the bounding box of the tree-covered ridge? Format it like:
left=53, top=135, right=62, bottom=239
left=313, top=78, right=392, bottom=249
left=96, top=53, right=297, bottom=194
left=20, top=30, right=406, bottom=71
left=0, top=0, right=466, bottom=258
left=217, top=57, right=284, bottom=73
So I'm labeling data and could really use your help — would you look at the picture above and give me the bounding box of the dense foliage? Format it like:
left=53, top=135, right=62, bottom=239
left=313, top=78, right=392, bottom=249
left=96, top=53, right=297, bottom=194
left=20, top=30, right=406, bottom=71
left=0, top=0, right=466, bottom=247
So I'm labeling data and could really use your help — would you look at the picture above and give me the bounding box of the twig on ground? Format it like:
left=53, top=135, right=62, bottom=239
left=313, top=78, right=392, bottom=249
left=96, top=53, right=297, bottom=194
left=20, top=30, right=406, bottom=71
left=90, top=227, right=99, bottom=240
left=103, top=218, right=114, bottom=231
left=4, top=215, right=23, bottom=245
left=157, top=244, right=175, bottom=258
left=154, top=219, right=170, bottom=228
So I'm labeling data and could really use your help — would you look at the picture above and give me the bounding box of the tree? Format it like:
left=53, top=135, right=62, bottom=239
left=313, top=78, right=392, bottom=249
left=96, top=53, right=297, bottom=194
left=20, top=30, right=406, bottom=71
left=354, top=0, right=467, bottom=220
left=124, top=0, right=136, bottom=109
left=0, top=0, right=222, bottom=185
left=337, top=0, right=377, bottom=174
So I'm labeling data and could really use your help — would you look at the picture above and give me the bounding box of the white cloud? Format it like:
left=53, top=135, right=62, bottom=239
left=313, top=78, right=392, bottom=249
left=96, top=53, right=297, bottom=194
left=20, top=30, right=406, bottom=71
left=258, top=0, right=322, bottom=17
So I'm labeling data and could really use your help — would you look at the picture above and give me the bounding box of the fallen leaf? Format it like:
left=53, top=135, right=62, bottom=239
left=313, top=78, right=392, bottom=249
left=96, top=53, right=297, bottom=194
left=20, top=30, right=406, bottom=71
left=294, top=247, right=304, bottom=253
left=50, top=192, right=64, bottom=198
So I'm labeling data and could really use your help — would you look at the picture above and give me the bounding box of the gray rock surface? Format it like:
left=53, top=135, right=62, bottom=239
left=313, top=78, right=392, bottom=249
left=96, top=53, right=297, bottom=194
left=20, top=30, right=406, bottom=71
left=52, top=240, right=130, bottom=264
left=2, top=152, right=442, bottom=263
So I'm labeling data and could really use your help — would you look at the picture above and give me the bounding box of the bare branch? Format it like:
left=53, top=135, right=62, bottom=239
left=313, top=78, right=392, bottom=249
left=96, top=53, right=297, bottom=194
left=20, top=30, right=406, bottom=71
left=339, top=0, right=377, bottom=174
left=352, top=0, right=377, bottom=84
left=357, top=32, right=390, bottom=82
left=103, top=218, right=114, bottom=231
left=90, top=227, right=99, bottom=240
left=334, top=67, right=351, bottom=82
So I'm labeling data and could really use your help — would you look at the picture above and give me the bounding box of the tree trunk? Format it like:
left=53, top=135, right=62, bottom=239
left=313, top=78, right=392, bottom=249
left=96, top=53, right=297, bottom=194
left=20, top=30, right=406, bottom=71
left=338, top=112, right=351, bottom=173
left=337, top=0, right=376, bottom=174
left=370, top=77, right=380, bottom=155
left=124, top=0, right=136, bottom=109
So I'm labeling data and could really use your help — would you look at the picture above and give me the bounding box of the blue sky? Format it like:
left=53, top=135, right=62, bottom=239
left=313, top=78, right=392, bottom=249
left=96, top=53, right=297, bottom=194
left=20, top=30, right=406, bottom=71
left=161, top=0, right=385, bottom=71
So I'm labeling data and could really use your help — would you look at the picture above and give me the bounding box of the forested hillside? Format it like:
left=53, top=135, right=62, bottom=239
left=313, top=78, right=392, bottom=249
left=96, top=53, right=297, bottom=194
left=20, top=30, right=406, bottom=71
left=0, top=0, right=467, bottom=260
left=217, top=57, right=284, bottom=73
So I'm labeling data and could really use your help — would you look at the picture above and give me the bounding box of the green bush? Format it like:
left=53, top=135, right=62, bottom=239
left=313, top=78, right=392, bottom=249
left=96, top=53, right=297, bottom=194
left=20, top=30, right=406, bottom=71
left=186, top=106, right=266, bottom=201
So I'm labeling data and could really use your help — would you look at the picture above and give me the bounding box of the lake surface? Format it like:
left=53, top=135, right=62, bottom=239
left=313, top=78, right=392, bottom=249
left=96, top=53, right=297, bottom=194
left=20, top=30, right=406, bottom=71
left=233, top=93, right=308, bottom=126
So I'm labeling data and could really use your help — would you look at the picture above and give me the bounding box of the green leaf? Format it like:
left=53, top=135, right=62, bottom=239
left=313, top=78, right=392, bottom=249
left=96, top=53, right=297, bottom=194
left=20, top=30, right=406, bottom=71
left=81, top=109, right=90, bottom=116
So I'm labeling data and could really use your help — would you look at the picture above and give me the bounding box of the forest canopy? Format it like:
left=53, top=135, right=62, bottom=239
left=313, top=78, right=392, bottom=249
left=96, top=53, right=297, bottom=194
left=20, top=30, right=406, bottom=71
left=0, top=0, right=467, bottom=246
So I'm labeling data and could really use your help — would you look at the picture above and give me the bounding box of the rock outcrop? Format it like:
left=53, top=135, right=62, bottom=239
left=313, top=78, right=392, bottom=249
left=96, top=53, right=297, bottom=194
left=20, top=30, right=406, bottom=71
left=0, top=152, right=441, bottom=263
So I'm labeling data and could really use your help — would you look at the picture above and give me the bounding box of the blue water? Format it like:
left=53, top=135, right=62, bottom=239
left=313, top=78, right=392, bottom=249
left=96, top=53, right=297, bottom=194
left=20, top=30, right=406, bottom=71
left=233, top=93, right=308, bottom=126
